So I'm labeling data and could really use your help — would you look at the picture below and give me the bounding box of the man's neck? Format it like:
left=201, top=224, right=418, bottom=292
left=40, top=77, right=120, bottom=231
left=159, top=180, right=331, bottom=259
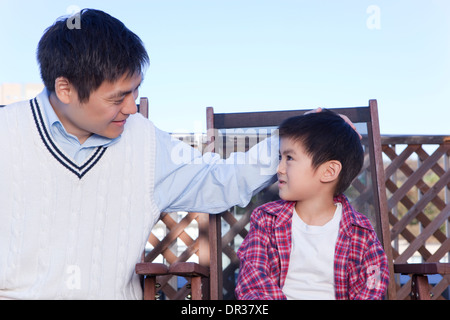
left=48, top=93, right=91, bottom=144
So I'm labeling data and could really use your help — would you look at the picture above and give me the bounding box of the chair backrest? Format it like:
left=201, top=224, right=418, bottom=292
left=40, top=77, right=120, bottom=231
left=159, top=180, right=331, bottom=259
left=137, top=97, right=148, bottom=118
left=206, top=100, right=397, bottom=300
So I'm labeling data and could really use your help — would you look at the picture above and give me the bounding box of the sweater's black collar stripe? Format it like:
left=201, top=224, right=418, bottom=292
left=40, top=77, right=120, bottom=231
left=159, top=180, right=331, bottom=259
left=31, top=98, right=79, bottom=168
left=30, top=98, right=108, bottom=179
left=79, top=147, right=107, bottom=179
left=30, top=99, right=83, bottom=178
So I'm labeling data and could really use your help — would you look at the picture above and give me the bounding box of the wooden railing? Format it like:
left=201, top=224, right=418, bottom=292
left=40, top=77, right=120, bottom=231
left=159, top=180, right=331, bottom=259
left=146, top=134, right=450, bottom=300
left=382, top=135, right=450, bottom=299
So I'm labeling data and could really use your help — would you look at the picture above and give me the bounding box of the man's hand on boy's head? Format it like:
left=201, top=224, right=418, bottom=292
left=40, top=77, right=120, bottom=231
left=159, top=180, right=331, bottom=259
left=305, top=107, right=363, bottom=140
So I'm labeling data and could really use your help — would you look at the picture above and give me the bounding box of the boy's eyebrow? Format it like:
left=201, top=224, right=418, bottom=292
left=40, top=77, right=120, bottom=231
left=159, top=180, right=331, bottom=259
left=280, top=148, right=297, bottom=155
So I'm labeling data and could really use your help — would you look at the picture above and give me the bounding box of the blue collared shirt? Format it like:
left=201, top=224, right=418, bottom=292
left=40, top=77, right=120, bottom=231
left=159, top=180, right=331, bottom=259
left=42, top=91, right=120, bottom=164
left=40, top=90, right=278, bottom=214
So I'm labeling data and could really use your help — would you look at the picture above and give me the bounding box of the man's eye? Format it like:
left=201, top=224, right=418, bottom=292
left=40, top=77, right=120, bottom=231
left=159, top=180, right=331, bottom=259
left=114, top=100, right=124, bottom=105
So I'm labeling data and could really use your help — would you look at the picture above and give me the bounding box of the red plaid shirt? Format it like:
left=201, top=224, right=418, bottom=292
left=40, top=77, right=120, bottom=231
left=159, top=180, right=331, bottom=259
left=236, top=194, right=389, bottom=300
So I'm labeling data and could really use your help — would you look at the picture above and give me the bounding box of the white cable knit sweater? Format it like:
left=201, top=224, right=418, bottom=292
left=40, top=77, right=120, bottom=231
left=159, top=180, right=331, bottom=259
left=0, top=95, right=160, bottom=299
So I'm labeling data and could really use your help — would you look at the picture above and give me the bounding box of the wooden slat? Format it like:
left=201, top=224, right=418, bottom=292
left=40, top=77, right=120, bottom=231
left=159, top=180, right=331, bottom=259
left=138, top=97, right=148, bottom=118
left=367, top=100, right=397, bottom=300
left=135, top=263, right=169, bottom=275
left=396, top=203, right=450, bottom=263
left=388, top=145, right=448, bottom=209
left=383, top=144, right=419, bottom=180
left=212, top=106, right=371, bottom=129
left=382, top=135, right=450, bottom=145
left=145, top=212, right=199, bottom=263
left=169, top=262, right=210, bottom=277
left=390, top=169, right=450, bottom=238
left=394, top=262, right=450, bottom=275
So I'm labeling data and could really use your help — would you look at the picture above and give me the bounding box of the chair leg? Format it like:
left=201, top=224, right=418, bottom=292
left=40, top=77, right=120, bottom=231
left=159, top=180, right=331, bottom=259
left=201, top=277, right=210, bottom=300
left=411, top=274, right=430, bottom=300
left=143, top=276, right=157, bottom=300
left=190, top=277, right=202, bottom=300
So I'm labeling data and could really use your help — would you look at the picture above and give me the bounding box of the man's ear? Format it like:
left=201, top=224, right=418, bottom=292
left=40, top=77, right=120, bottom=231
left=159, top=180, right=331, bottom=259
left=54, top=77, right=74, bottom=105
left=320, top=160, right=342, bottom=183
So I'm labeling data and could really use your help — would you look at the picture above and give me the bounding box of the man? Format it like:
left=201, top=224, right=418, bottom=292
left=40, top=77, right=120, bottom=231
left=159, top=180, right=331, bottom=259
left=0, top=9, right=277, bottom=300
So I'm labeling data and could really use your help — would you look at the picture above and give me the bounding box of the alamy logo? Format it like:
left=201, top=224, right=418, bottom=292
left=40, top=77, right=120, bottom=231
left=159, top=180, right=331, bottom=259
left=366, top=265, right=382, bottom=290
left=366, top=5, right=381, bottom=30
left=66, top=5, right=81, bottom=30
left=66, top=265, right=81, bottom=290
left=170, top=128, right=277, bottom=176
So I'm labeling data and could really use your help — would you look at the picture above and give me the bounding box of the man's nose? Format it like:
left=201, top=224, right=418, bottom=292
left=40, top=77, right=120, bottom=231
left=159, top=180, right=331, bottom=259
left=121, top=95, right=138, bottom=115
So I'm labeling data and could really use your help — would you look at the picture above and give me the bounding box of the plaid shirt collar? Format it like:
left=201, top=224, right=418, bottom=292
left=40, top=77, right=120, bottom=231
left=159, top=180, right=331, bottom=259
left=258, top=194, right=374, bottom=237
left=236, top=194, right=388, bottom=300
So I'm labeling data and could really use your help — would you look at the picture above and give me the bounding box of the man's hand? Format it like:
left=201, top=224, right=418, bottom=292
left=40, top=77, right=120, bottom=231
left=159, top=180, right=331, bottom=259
left=305, top=107, right=362, bottom=140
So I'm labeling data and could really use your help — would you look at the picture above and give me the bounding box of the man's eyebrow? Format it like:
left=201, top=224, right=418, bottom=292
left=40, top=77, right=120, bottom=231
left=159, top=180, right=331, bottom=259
left=107, top=83, right=141, bottom=100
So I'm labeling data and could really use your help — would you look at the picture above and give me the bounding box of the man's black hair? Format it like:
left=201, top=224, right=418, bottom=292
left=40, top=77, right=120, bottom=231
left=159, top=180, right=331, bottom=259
left=278, top=110, right=364, bottom=196
left=37, top=9, right=149, bottom=103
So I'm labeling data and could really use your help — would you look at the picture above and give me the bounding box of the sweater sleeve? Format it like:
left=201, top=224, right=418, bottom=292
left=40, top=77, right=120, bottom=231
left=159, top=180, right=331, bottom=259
left=152, top=126, right=278, bottom=214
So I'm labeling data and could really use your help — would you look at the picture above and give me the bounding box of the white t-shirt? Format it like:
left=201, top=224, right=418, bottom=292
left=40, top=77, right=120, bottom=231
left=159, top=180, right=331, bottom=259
left=282, top=203, right=342, bottom=300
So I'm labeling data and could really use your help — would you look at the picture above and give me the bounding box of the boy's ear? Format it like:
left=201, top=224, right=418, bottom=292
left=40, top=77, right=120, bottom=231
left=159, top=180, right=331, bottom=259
left=54, top=77, right=75, bottom=105
left=320, top=160, right=342, bottom=183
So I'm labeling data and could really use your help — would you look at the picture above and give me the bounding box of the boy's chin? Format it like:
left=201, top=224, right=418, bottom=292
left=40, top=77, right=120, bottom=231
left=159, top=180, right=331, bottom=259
left=279, top=194, right=294, bottom=202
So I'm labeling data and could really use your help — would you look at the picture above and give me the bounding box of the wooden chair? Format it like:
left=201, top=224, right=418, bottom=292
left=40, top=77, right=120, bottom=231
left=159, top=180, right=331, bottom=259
left=135, top=97, right=218, bottom=300
left=206, top=100, right=449, bottom=300
left=136, top=97, right=148, bottom=118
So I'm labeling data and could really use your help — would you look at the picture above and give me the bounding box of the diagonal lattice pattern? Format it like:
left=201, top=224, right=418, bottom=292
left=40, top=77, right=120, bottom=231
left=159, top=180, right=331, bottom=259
left=383, top=138, right=450, bottom=299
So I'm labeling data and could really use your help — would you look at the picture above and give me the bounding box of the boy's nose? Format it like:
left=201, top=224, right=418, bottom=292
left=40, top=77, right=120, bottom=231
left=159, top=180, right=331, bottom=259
left=277, top=161, right=285, bottom=175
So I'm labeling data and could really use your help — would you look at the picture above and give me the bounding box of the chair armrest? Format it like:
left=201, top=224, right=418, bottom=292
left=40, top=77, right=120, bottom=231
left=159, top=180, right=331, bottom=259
left=169, top=262, right=210, bottom=278
left=394, top=262, right=450, bottom=275
left=135, top=262, right=169, bottom=276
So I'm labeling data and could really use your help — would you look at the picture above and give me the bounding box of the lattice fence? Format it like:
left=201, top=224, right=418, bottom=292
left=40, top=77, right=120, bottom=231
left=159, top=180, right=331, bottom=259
left=143, top=211, right=210, bottom=300
left=382, top=136, right=450, bottom=300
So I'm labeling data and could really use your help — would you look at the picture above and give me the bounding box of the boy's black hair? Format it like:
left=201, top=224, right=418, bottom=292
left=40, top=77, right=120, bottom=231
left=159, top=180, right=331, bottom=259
left=278, top=109, right=364, bottom=196
left=37, top=9, right=149, bottom=103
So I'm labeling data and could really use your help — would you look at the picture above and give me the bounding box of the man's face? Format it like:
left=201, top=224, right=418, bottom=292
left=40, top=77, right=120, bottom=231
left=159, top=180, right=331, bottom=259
left=56, top=72, right=142, bottom=144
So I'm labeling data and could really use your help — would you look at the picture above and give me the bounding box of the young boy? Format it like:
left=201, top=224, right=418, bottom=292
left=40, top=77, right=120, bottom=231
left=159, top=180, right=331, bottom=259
left=235, top=110, right=389, bottom=300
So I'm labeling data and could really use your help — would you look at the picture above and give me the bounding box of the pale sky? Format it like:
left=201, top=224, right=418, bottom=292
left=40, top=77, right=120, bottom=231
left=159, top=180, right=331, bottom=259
left=1, top=0, right=449, bottom=134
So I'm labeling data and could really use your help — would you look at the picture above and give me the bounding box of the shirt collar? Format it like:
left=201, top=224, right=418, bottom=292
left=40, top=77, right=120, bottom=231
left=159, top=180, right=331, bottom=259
left=258, top=194, right=373, bottom=235
left=41, top=88, right=121, bottom=148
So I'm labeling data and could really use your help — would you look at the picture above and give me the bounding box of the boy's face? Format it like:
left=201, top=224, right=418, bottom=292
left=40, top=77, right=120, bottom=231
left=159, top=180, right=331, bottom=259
left=277, top=137, right=323, bottom=202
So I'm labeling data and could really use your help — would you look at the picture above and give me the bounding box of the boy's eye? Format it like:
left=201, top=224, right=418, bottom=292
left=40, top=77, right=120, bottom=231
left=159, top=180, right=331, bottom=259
left=278, top=154, right=293, bottom=161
